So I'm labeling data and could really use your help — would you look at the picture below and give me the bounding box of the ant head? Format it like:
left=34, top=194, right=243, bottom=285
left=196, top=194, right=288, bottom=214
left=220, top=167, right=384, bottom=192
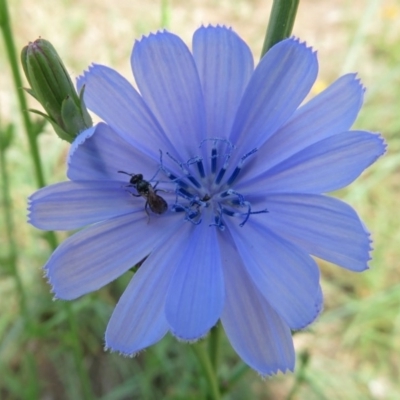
left=129, top=174, right=143, bottom=184
left=118, top=171, right=143, bottom=184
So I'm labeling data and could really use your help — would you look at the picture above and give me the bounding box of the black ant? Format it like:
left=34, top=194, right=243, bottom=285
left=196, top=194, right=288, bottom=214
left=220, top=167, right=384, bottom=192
left=118, top=171, right=168, bottom=215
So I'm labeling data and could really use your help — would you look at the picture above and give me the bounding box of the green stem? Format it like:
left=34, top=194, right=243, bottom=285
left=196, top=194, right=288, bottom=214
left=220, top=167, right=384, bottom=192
left=0, top=0, right=44, bottom=188
left=0, top=0, right=57, bottom=249
left=0, top=1, right=93, bottom=398
left=191, top=341, right=221, bottom=400
left=221, top=362, right=248, bottom=395
left=261, top=0, right=300, bottom=58
left=286, top=350, right=310, bottom=400
left=0, top=142, right=39, bottom=399
left=208, top=324, right=221, bottom=371
left=64, top=302, right=94, bottom=400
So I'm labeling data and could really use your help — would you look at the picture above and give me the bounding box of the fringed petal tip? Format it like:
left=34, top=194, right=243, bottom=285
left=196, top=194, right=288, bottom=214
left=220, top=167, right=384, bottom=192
left=360, top=223, right=373, bottom=271
left=103, top=345, right=141, bottom=359
left=197, top=24, right=233, bottom=31
left=291, top=306, right=322, bottom=331
left=42, top=265, right=73, bottom=301
left=135, top=26, right=235, bottom=45
left=357, top=252, right=372, bottom=273
left=258, top=366, right=295, bottom=379
left=76, top=63, right=99, bottom=91
left=134, top=29, right=170, bottom=44
left=289, top=287, right=324, bottom=331
left=42, top=267, right=57, bottom=296
left=338, top=71, right=365, bottom=87
left=42, top=277, right=64, bottom=303
left=352, top=73, right=366, bottom=93
left=371, top=131, right=388, bottom=154
left=26, top=195, right=43, bottom=228
left=363, top=131, right=387, bottom=169
left=171, top=329, right=208, bottom=344
left=287, top=36, right=316, bottom=54
left=50, top=292, right=70, bottom=302
left=26, top=199, right=33, bottom=224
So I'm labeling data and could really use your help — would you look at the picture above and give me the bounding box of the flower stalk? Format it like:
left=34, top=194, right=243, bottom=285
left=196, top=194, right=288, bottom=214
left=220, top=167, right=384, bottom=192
left=208, top=324, right=221, bottom=371
left=261, top=0, right=300, bottom=57
left=191, top=341, right=221, bottom=400
left=0, top=0, right=47, bottom=191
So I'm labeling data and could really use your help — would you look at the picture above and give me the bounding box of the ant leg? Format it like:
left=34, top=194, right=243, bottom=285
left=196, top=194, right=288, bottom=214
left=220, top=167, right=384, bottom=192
left=145, top=201, right=151, bottom=223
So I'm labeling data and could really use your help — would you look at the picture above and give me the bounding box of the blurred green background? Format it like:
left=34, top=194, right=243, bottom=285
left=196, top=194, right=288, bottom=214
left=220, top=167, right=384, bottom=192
left=1, top=0, right=400, bottom=398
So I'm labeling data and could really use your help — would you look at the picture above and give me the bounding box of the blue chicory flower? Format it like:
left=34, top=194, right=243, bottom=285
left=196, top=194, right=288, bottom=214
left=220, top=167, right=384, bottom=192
left=28, top=26, right=386, bottom=376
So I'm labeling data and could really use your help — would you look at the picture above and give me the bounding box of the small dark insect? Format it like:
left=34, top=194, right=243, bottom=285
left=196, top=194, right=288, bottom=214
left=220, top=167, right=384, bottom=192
left=118, top=171, right=168, bottom=215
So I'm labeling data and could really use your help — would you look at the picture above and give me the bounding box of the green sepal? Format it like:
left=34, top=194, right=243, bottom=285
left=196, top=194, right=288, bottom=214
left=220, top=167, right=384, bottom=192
left=20, top=38, right=93, bottom=142
left=79, top=85, right=93, bottom=128
left=23, top=87, right=38, bottom=100
left=20, top=45, right=32, bottom=87
left=61, top=96, right=87, bottom=137
left=32, top=116, right=48, bottom=137
left=29, top=109, right=72, bottom=142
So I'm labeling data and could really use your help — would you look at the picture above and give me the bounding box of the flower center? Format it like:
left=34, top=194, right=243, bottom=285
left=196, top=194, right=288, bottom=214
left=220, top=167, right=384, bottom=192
left=158, top=139, right=268, bottom=230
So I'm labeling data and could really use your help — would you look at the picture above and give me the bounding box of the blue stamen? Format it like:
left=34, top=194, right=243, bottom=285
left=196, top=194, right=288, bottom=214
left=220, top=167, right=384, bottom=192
left=208, top=204, right=225, bottom=231
left=221, top=208, right=236, bottom=217
left=215, top=151, right=232, bottom=184
left=239, top=202, right=252, bottom=227
left=198, top=137, right=235, bottom=176
left=239, top=209, right=268, bottom=227
left=187, top=175, right=202, bottom=189
left=197, top=159, right=205, bottom=178
left=172, top=204, right=186, bottom=213
left=226, top=166, right=240, bottom=186
left=177, top=187, right=196, bottom=201
left=227, top=189, right=246, bottom=204
left=211, top=147, right=217, bottom=174
left=187, top=156, right=205, bottom=179
left=159, top=150, right=187, bottom=187
left=171, top=203, right=202, bottom=225
left=159, top=141, right=266, bottom=229
left=186, top=210, right=201, bottom=224
left=215, top=167, right=226, bottom=185
left=209, top=217, right=225, bottom=231
left=166, top=151, right=201, bottom=189
left=226, top=148, right=258, bottom=185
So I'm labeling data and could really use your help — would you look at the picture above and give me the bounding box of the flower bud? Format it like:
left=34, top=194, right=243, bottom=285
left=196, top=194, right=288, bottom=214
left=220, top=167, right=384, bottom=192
left=21, top=39, right=92, bottom=142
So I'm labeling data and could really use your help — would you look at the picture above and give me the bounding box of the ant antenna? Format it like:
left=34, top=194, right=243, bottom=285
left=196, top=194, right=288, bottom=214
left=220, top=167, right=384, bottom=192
left=118, top=170, right=132, bottom=176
